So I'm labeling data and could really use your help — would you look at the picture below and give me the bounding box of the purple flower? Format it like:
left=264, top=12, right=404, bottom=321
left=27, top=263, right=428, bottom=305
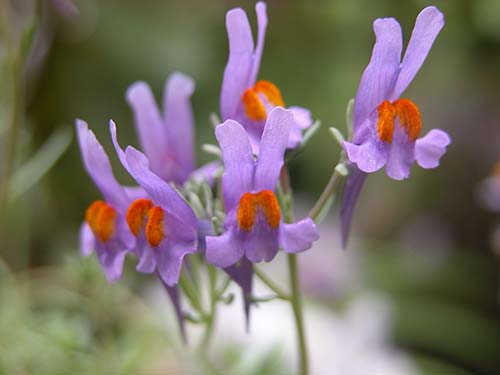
left=206, top=107, right=319, bottom=268
left=76, top=120, right=136, bottom=282
left=110, top=122, right=198, bottom=286
left=126, top=73, right=196, bottom=185
left=345, top=6, right=450, bottom=179
left=341, top=6, right=451, bottom=246
left=220, top=2, right=313, bottom=154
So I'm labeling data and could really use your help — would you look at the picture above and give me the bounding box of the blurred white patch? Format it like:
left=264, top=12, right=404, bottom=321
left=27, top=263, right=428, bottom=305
left=215, top=287, right=418, bottom=375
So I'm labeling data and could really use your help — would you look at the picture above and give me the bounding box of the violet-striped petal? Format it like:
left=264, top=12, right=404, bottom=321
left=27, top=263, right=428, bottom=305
left=220, top=8, right=254, bottom=120
left=215, top=120, right=255, bottom=211
left=124, top=147, right=196, bottom=226
left=353, top=18, right=402, bottom=130
left=109, top=120, right=128, bottom=168
left=123, top=186, right=147, bottom=202
left=249, top=2, right=268, bottom=84
left=392, top=7, right=444, bottom=98
left=75, top=120, right=129, bottom=210
left=254, top=107, right=292, bottom=190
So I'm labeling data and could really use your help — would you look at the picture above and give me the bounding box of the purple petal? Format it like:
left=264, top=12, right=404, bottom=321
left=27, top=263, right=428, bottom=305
left=135, top=235, right=157, bottom=273
left=164, top=208, right=199, bottom=248
left=206, top=230, right=244, bottom=268
left=287, top=106, right=312, bottom=149
left=244, top=220, right=279, bottom=263
left=126, top=81, right=168, bottom=180
left=160, top=280, right=187, bottom=342
left=254, top=107, right=292, bottom=190
left=110, top=124, right=148, bottom=201
left=249, top=2, right=268, bottom=84
left=94, top=241, right=128, bottom=282
left=415, top=129, right=450, bottom=169
left=197, top=220, right=214, bottom=252
left=79, top=223, right=94, bottom=256
left=124, top=147, right=197, bottom=227
left=215, top=120, right=255, bottom=211
left=287, top=125, right=303, bottom=150
left=163, top=73, right=196, bottom=184
left=385, top=126, right=415, bottom=180
left=353, top=18, right=402, bottom=130
left=340, top=166, right=367, bottom=248
left=75, top=119, right=129, bottom=210
left=344, top=138, right=387, bottom=173
left=289, top=106, right=313, bottom=130
left=123, top=186, right=147, bottom=202
left=392, top=7, right=444, bottom=98
left=156, top=237, right=196, bottom=287
left=220, top=7, right=254, bottom=120
left=224, top=258, right=253, bottom=331
left=190, top=161, right=221, bottom=186
left=279, top=218, right=319, bottom=253
left=109, top=120, right=129, bottom=169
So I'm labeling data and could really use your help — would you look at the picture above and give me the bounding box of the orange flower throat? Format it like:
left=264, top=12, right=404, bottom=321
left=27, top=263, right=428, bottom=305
left=242, top=80, right=285, bottom=121
left=126, top=198, right=165, bottom=247
left=376, top=98, right=422, bottom=143
left=237, top=190, right=281, bottom=232
left=146, top=206, right=165, bottom=247
left=126, top=198, right=154, bottom=236
left=85, top=200, right=117, bottom=242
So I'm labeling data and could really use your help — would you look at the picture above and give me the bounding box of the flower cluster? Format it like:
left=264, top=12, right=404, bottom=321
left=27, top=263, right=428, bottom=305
left=75, top=2, right=450, bottom=348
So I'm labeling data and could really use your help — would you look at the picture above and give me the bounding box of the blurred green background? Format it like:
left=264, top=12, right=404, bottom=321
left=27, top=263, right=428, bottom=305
left=1, top=0, right=500, bottom=374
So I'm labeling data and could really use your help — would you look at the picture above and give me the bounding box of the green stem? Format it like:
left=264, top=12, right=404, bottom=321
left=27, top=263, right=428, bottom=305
left=179, top=270, right=204, bottom=316
left=199, top=265, right=217, bottom=350
left=281, top=165, right=309, bottom=375
left=0, top=3, right=23, bottom=210
left=288, top=253, right=309, bottom=375
left=254, top=267, right=290, bottom=300
left=308, top=168, right=342, bottom=222
left=215, top=276, right=231, bottom=299
left=250, top=294, right=287, bottom=303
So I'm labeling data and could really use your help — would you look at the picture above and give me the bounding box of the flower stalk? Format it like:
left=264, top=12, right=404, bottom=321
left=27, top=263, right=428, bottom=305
left=288, top=253, right=309, bottom=375
left=308, top=166, right=344, bottom=223
left=198, top=265, right=218, bottom=350
left=281, top=164, right=309, bottom=375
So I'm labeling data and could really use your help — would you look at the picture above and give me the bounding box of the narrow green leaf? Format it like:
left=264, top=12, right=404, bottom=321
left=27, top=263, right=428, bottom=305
left=9, top=127, right=72, bottom=201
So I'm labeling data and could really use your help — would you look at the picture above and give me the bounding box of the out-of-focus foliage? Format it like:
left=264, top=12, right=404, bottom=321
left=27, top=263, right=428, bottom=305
left=0, top=255, right=170, bottom=373
left=0, top=254, right=289, bottom=374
